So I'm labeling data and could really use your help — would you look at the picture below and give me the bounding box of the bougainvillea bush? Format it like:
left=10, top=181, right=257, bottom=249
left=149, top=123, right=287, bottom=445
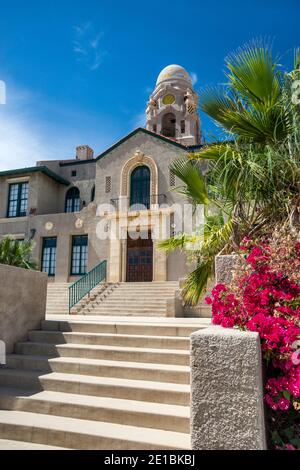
left=206, top=229, right=300, bottom=450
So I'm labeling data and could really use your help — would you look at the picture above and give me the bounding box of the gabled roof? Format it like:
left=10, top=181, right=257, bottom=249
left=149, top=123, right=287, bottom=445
left=0, top=166, right=70, bottom=186
left=95, top=127, right=201, bottom=161
left=56, top=128, right=203, bottom=167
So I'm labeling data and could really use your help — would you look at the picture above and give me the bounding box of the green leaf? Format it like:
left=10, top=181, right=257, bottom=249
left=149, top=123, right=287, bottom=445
left=290, top=438, right=300, bottom=450
left=271, top=431, right=282, bottom=445
left=182, top=260, right=213, bottom=305
left=170, top=158, right=210, bottom=205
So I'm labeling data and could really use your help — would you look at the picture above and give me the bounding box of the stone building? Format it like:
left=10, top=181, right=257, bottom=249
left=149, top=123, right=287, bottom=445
left=0, top=65, right=202, bottom=283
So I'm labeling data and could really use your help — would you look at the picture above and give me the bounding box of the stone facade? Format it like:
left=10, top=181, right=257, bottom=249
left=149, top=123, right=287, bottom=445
left=215, top=254, right=239, bottom=285
left=0, top=65, right=203, bottom=284
left=191, top=325, right=267, bottom=450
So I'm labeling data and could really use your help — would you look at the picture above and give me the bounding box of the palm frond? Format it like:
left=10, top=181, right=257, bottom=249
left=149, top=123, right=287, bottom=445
left=170, top=158, right=210, bottom=205
left=182, top=260, right=213, bottom=305
left=226, top=41, right=281, bottom=107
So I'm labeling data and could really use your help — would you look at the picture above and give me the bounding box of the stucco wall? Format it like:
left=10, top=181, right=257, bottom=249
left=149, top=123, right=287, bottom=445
left=191, top=325, right=267, bottom=450
left=36, top=173, right=62, bottom=215
left=0, top=264, right=47, bottom=353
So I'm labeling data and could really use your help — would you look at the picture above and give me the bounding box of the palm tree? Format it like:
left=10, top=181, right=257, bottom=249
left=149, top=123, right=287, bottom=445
left=0, top=236, right=37, bottom=270
left=201, top=41, right=298, bottom=145
left=160, top=42, right=300, bottom=305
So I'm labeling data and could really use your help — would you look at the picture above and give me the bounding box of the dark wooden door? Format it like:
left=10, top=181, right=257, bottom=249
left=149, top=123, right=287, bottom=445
left=126, top=231, right=153, bottom=282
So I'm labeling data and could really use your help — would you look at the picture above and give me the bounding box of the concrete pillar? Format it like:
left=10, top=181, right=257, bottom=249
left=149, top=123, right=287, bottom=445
left=56, top=234, right=71, bottom=281
left=108, top=238, right=122, bottom=282
left=215, top=254, right=239, bottom=285
left=191, top=325, right=267, bottom=450
left=153, top=240, right=167, bottom=281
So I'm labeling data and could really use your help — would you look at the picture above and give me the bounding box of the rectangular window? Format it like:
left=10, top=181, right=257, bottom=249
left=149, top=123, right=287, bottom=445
left=41, top=237, right=57, bottom=277
left=181, top=120, right=186, bottom=134
left=71, top=235, right=88, bottom=276
left=71, top=170, right=77, bottom=177
left=105, top=176, right=112, bottom=193
left=7, top=182, right=29, bottom=218
left=153, top=124, right=157, bottom=133
left=170, top=170, right=176, bottom=187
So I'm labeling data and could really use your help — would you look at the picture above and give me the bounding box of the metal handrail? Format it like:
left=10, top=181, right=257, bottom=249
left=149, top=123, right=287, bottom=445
left=69, top=260, right=107, bottom=313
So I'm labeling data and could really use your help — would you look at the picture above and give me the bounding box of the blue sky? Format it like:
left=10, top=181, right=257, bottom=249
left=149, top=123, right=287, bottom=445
left=0, top=0, right=299, bottom=170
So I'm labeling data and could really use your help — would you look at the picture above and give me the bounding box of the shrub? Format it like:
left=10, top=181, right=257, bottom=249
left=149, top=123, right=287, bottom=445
left=206, top=228, right=300, bottom=449
left=0, top=236, right=37, bottom=270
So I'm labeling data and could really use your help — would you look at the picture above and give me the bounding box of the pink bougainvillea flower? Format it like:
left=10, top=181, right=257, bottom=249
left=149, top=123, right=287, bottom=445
left=210, top=236, right=300, bottom=450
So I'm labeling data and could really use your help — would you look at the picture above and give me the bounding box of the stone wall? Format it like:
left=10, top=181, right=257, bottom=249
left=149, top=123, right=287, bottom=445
left=190, top=325, right=267, bottom=449
left=215, top=254, right=239, bottom=285
left=0, top=264, right=47, bottom=353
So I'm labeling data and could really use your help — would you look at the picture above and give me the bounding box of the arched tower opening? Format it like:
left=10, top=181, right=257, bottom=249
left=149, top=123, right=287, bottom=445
left=161, top=113, right=176, bottom=138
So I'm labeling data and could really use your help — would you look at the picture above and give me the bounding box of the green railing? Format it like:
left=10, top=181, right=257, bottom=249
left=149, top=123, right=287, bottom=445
left=69, top=260, right=107, bottom=312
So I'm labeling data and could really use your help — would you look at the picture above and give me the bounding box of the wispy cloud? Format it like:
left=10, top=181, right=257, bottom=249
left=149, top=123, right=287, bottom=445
left=190, top=72, right=198, bottom=86
left=73, top=22, right=107, bottom=71
left=0, top=82, right=113, bottom=171
left=0, top=109, right=56, bottom=170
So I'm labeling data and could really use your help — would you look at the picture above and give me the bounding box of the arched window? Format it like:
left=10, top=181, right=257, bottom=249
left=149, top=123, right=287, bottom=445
left=65, top=187, right=81, bottom=213
left=91, top=185, right=95, bottom=202
left=161, top=113, right=176, bottom=138
left=130, top=166, right=150, bottom=209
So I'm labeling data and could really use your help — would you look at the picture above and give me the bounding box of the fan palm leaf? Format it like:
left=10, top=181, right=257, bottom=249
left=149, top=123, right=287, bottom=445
left=200, top=42, right=293, bottom=144
left=170, top=158, right=210, bottom=205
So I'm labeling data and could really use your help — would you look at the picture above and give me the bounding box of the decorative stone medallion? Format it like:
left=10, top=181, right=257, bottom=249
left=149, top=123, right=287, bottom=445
left=75, top=218, right=84, bottom=229
left=45, top=222, right=54, bottom=231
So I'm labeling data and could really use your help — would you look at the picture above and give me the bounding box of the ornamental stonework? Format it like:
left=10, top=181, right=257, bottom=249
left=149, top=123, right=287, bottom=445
left=120, top=151, right=158, bottom=202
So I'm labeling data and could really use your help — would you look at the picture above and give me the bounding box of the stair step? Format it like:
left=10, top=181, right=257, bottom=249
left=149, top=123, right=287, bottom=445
left=4, top=355, right=190, bottom=383
left=90, top=300, right=169, bottom=305
left=0, top=438, right=68, bottom=450
left=28, top=331, right=190, bottom=349
left=0, top=410, right=190, bottom=449
left=0, top=388, right=189, bottom=432
left=82, top=312, right=167, bottom=317
left=41, top=320, right=204, bottom=337
left=83, top=308, right=167, bottom=312
left=0, top=370, right=190, bottom=405
left=14, top=342, right=190, bottom=365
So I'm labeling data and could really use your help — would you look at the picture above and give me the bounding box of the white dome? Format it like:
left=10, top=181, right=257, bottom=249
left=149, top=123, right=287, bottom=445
left=156, top=64, right=192, bottom=85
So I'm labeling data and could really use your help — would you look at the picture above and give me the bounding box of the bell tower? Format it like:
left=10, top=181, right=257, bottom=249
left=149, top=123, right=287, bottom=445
left=146, top=64, right=201, bottom=146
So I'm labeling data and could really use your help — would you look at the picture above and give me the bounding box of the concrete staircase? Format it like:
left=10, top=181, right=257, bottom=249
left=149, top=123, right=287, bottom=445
left=0, top=318, right=209, bottom=449
left=80, top=282, right=179, bottom=316
left=46, top=282, right=180, bottom=317
left=46, top=283, right=70, bottom=316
